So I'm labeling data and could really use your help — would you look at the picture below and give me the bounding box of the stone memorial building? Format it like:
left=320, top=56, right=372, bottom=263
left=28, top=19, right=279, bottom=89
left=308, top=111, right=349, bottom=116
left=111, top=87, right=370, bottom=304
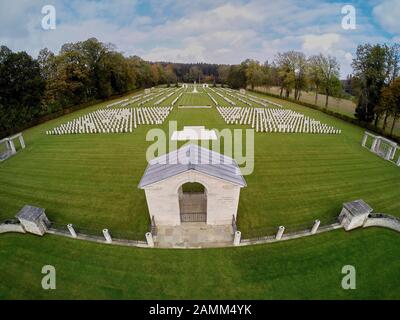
left=139, top=144, right=246, bottom=226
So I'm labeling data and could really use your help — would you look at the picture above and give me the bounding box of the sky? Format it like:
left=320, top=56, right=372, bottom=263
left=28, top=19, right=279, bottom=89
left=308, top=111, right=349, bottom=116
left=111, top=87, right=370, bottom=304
left=0, top=0, right=399, bottom=77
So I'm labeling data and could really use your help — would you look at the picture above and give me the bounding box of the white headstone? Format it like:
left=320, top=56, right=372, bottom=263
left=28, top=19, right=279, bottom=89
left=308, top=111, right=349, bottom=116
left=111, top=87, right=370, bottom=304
left=276, top=226, right=285, bottom=240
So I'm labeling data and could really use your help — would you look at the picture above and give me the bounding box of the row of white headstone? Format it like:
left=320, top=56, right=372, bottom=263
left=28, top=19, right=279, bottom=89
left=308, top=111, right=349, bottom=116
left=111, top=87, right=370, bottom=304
left=210, top=87, right=275, bottom=109
left=247, top=93, right=283, bottom=108
left=138, top=90, right=169, bottom=107
left=105, top=87, right=169, bottom=109
left=172, top=92, right=184, bottom=106
left=221, top=88, right=283, bottom=108
left=105, top=88, right=169, bottom=109
left=206, top=92, right=218, bottom=105
left=219, top=88, right=253, bottom=106
left=209, top=88, right=236, bottom=106
left=106, top=98, right=130, bottom=109
left=216, top=106, right=341, bottom=134
left=234, top=92, right=268, bottom=107
left=46, top=106, right=173, bottom=135
left=155, top=88, right=182, bottom=105
left=222, top=90, right=253, bottom=107
left=108, top=88, right=171, bottom=109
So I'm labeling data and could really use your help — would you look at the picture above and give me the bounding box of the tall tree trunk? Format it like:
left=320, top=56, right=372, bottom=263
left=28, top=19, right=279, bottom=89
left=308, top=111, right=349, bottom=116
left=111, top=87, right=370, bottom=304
left=383, top=111, right=389, bottom=132
left=374, top=114, right=379, bottom=127
left=325, top=89, right=329, bottom=108
left=280, top=86, right=283, bottom=97
left=314, top=86, right=318, bottom=105
left=390, top=113, right=398, bottom=136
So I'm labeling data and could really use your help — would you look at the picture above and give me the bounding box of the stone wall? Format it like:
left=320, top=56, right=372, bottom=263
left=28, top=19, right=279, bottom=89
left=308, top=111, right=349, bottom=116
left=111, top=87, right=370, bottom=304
left=0, top=223, right=26, bottom=234
left=240, top=223, right=343, bottom=246
left=363, top=214, right=400, bottom=232
left=46, top=228, right=149, bottom=248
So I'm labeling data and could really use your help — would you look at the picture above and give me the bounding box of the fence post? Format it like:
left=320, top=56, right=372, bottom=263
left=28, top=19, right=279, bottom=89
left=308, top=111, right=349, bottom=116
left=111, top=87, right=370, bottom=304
left=361, top=133, right=368, bottom=147
left=233, top=231, right=241, bottom=246
left=67, top=224, right=77, bottom=238
left=146, top=232, right=154, bottom=248
left=19, top=135, right=26, bottom=149
left=311, top=220, right=321, bottom=234
left=276, top=226, right=285, bottom=240
left=371, top=137, right=378, bottom=152
left=103, top=229, right=112, bottom=243
left=8, top=140, right=16, bottom=154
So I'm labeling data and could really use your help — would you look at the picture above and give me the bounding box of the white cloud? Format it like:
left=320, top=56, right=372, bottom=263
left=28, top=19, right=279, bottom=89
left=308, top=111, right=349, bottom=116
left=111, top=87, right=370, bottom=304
left=302, top=33, right=341, bottom=54
left=373, top=0, right=400, bottom=34
left=0, top=0, right=397, bottom=78
left=344, top=52, right=353, bottom=63
left=143, top=44, right=207, bottom=63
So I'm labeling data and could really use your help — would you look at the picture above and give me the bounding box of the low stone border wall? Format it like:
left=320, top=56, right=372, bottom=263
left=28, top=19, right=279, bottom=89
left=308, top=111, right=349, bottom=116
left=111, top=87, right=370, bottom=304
left=0, top=223, right=26, bottom=234
left=239, top=223, right=342, bottom=246
left=363, top=214, right=400, bottom=232
left=2, top=200, right=399, bottom=249
left=46, top=228, right=149, bottom=248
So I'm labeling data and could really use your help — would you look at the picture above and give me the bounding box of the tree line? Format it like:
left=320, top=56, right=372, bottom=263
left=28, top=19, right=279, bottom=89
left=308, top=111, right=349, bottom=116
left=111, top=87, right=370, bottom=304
left=1, top=37, right=399, bottom=137
left=0, top=38, right=154, bottom=135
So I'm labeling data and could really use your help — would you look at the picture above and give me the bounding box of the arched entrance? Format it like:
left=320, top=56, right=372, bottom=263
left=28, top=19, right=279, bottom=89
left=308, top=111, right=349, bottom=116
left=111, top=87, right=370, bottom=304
left=178, top=182, right=207, bottom=223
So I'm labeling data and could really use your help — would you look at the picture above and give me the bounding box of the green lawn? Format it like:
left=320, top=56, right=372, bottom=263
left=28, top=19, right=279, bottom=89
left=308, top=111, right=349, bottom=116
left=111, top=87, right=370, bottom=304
left=1, top=89, right=399, bottom=238
left=177, top=91, right=213, bottom=106
left=0, top=228, right=399, bottom=299
left=1, top=88, right=399, bottom=299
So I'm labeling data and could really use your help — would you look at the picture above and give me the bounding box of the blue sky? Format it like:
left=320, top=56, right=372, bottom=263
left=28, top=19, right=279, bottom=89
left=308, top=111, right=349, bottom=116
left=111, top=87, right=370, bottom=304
left=0, top=0, right=399, bottom=77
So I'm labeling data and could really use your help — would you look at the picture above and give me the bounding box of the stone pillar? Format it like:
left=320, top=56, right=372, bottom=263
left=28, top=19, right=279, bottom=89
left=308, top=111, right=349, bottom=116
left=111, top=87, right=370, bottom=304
left=361, top=133, right=368, bottom=147
left=233, top=231, right=241, bottom=246
left=103, top=229, right=112, bottom=243
left=397, top=155, right=400, bottom=167
left=276, top=226, right=285, bottom=240
left=7, top=140, right=16, bottom=154
left=145, top=232, right=154, bottom=248
left=19, top=135, right=26, bottom=149
left=389, top=146, right=397, bottom=160
left=375, top=138, right=382, bottom=153
left=10, top=140, right=16, bottom=154
left=385, top=147, right=392, bottom=160
left=371, top=137, right=378, bottom=153
left=311, top=220, right=321, bottom=234
left=67, top=224, right=77, bottom=238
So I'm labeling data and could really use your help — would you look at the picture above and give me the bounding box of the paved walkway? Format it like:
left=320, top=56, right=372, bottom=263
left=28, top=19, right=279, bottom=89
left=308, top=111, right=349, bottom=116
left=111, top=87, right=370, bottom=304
left=155, top=223, right=234, bottom=248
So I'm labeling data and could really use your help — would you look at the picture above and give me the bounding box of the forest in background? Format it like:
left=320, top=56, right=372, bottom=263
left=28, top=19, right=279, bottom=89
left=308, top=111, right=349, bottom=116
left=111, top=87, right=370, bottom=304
left=0, top=38, right=399, bottom=137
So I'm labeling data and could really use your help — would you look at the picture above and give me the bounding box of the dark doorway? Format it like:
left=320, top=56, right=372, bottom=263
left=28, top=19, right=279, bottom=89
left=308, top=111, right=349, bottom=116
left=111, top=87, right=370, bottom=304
left=179, top=182, right=207, bottom=223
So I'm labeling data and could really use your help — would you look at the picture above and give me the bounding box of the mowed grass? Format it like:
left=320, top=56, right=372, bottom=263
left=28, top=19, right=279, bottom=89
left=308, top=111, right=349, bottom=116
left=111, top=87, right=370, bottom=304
left=177, top=91, right=214, bottom=106
left=1, top=88, right=400, bottom=299
left=0, top=228, right=399, bottom=299
left=1, top=89, right=400, bottom=238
